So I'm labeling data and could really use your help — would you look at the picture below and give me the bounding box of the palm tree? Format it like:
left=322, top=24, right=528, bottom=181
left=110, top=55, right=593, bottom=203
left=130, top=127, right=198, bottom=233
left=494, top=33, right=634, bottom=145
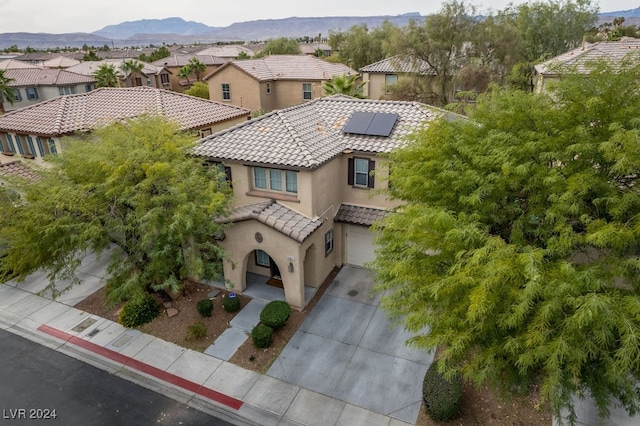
left=188, top=57, right=207, bottom=82
left=178, top=64, right=192, bottom=87
left=92, top=63, right=120, bottom=88
left=0, top=70, right=16, bottom=115
left=120, top=59, right=145, bottom=87
left=322, top=74, right=366, bottom=98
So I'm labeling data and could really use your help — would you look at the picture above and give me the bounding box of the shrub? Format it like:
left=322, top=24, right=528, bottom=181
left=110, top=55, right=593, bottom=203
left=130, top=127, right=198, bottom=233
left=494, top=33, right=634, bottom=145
left=187, top=322, right=207, bottom=339
left=422, top=362, right=463, bottom=422
left=252, top=324, right=273, bottom=348
left=196, top=298, right=213, bottom=317
left=222, top=292, right=241, bottom=313
left=259, top=300, right=291, bottom=329
left=118, top=294, right=161, bottom=328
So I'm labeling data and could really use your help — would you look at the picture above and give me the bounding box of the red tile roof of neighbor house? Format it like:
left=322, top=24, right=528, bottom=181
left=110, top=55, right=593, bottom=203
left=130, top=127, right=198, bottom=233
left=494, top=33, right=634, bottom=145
left=0, top=86, right=250, bottom=136
left=0, top=161, right=40, bottom=182
left=4, top=68, right=95, bottom=86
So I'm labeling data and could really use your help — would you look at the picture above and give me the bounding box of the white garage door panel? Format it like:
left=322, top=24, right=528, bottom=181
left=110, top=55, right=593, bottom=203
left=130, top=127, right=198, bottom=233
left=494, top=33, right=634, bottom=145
left=346, top=225, right=377, bottom=267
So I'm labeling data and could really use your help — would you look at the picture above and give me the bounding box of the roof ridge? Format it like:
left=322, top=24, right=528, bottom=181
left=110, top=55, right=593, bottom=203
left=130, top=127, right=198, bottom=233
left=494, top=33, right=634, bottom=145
left=53, top=96, right=68, bottom=134
left=274, top=109, right=318, bottom=166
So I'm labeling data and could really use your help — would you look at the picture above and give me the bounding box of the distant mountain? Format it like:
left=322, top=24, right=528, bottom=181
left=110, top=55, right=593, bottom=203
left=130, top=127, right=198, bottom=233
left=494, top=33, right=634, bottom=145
left=94, top=17, right=217, bottom=39
left=600, top=7, right=640, bottom=18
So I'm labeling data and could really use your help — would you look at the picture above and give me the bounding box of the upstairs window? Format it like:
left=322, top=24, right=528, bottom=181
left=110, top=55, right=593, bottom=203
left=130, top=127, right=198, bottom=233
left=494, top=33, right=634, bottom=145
left=35, top=137, right=45, bottom=157
left=253, top=167, right=297, bottom=194
left=161, top=74, right=170, bottom=85
left=325, top=229, right=334, bottom=256
left=266, top=82, right=271, bottom=94
left=348, top=157, right=375, bottom=188
left=47, top=138, right=58, bottom=155
left=25, top=136, right=36, bottom=156
left=25, top=87, right=38, bottom=100
left=13, top=89, right=22, bottom=102
left=222, top=83, right=231, bottom=100
left=302, top=83, right=312, bottom=100
left=6, top=134, right=16, bottom=153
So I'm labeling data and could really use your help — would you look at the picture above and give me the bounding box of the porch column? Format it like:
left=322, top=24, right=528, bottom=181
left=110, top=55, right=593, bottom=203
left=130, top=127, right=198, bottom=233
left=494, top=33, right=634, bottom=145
left=222, top=257, right=246, bottom=292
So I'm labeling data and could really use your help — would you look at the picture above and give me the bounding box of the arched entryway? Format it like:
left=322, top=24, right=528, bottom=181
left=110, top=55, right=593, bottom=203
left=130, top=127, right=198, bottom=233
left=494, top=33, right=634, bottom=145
left=243, top=248, right=286, bottom=301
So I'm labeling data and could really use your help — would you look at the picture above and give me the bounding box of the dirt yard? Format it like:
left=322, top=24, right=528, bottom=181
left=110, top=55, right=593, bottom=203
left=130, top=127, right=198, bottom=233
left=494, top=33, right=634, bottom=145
left=75, top=271, right=551, bottom=425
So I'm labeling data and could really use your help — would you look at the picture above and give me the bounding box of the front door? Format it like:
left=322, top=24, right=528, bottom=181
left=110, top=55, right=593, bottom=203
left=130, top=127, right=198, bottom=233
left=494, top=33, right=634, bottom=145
left=270, top=259, right=281, bottom=280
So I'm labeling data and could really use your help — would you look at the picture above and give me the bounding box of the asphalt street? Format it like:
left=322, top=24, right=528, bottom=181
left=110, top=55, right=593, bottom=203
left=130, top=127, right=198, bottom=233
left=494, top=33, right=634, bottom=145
left=0, top=328, right=232, bottom=426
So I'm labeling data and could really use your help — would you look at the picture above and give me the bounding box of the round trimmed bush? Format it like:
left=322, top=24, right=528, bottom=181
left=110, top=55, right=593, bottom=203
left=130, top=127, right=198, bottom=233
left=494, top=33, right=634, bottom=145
left=259, top=300, right=291, bottom=329
left=252, top=324, right=273, bottom=348
left=118, top=294, right=161, bottom=328
left=197, top=298, right=213, bottom=317
left=222, top=293, right=241, bottom=313
left=422, top=362, right=463, bottom=422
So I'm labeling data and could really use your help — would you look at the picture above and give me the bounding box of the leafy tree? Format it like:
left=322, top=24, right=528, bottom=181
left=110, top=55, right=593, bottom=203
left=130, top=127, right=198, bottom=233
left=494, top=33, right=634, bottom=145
left=322, top=73, right=366, bottom=98
left=257, top=37, right=301, bottom=56
left=178, top=64, right=192, bottom=87
left=83, top=50, right=100, bottom=61
left=373, top=57, right=640, bottom=424
left=328, top=22, right=398, bottom=71
left=396, top=1, right=476, bottom=105
left=188, top=57, right=207, bottom=81
left=184, top=81, right=209, bottom=99
left=0, top=117, right=230, bottom=302
left=0, top=69, right=16, bottom=114
left=139, top=46, right=171, bottom=63
left=236, top=51, right=250, bottom=60
left=92, top=64, right=120, bottom=88
left=120, top=59, right=145, bottom=87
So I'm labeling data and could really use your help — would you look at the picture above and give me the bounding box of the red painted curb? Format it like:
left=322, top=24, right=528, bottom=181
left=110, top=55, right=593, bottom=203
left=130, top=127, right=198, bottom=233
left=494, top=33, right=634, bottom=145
left=37, top=324, right=243, bottom=410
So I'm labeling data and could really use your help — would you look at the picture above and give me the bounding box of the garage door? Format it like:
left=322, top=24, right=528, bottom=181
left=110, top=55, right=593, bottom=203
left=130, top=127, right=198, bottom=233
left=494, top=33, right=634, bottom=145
left=346, top=225, right=378, bottom=267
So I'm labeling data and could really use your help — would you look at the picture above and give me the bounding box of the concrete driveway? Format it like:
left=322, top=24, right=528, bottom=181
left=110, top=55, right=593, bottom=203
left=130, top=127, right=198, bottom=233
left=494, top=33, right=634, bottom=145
left=266, top=266, right=434, bottom=424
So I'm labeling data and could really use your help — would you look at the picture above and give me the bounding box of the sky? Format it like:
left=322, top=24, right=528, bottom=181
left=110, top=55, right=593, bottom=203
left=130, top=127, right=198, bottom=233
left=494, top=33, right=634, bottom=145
left=1, top=0, right=637, bottom=34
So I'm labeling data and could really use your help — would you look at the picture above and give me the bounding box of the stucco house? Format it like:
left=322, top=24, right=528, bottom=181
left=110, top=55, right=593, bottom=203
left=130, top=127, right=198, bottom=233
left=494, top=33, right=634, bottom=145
left=192, top=95, right=444, bottom=309
left=0, top=67, right=96, bottom=112
left=533, top=37, right=640, bottom=93
left=360, top=55, right=437, bottom=101
left=203, top=55, right=357, bottom=113
left=65, top=59, right=172, bottom=89
left=152, top=54, right=229, bottom=92
left=0, top=86, right=250, bottom=165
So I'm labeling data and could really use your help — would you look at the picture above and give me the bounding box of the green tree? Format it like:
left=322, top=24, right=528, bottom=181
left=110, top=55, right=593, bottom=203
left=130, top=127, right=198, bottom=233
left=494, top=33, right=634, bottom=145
left=120, top=59, right=145, bottom=87
left=178, top=64, right=192, bottom=87
left=373, top=57, right=640, bottom=424
left=397, top=1, right=476, bottom=105
left=188, top=57, right=207, bottom=81
left=139, top=46, right=171, bottom=63
left=236, top=51, right=250, bottom=60
left=322, top=74, right=366, bottom=98
left=83, top=50, right=100, bottom=61
left=0, top=69, right=16, bottom=114
left=184, top=81, right=209, bottom=99
left=92, top=64, right=120, bottom=88
left=329, top=22, right=398, bottom=71
left=257, top=37, right=301, bottom=56
left=0, top=117, right=230, bottom=301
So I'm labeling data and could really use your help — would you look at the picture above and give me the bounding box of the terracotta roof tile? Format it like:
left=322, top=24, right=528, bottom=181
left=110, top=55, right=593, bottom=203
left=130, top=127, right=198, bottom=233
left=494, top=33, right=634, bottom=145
left=360, top=55, right=436, bottom=75
left=218, top=199, right=322, bottom=242
left=0, top=87, right=250, bottom=136
left=0, top=160, right=41, bottom=182
left=334, top=203, right=389, bottom=226
left=223, top=55, right=356, bottom=81
left=193, top=95, right=444, bottom=169
left=4, top=68, right=94, bottom=86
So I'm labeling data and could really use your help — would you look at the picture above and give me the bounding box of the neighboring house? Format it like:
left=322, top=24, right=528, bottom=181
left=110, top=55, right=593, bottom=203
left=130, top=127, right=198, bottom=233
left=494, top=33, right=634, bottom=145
left=195, top=45, right=256, bottom=59
left=0, top=59, right=41, bottom=70
left=42, top=56, right=81, bottom=69
left=298, top=42, right=332, bottom=57
left=0, top=68, right=96, bottom=112
left=534, top=37, right=640, bottom=93
left=192, top=95, right=444, bottom=309
left=152, top=54, right=229, bottom=92
left=65, top=59, right=172, bottom=89
left=204, top=55, right=357, bottom=113
left=360, top=55, right=436, bottom=100
left=0, top=86, right=250, bottom=164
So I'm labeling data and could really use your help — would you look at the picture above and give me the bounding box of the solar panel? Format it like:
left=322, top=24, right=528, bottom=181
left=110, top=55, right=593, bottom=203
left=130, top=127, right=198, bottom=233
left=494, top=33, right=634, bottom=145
left=342, top=111, right=399, bottom=137
left=342, top=111, right=376, bottom=134
left=367, top=112, right=399, bottom=137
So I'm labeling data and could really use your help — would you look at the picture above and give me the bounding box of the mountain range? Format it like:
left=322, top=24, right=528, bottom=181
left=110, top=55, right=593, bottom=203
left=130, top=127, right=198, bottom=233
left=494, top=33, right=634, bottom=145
left=0, top=9, right=637, bottom=50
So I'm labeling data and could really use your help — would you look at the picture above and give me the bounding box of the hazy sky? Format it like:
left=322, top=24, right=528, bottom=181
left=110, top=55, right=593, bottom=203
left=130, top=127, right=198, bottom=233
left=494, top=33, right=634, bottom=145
left=1, top=0, right=635, bottom=34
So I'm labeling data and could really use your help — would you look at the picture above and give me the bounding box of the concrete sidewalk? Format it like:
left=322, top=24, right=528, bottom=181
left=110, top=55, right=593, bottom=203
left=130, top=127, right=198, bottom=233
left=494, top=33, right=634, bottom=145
left=0, top=260, right=415, bottom=426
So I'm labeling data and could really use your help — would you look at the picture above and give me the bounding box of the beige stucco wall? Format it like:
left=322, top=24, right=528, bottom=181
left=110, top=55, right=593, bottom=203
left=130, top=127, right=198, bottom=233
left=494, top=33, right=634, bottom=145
left=206, top=67, right=261, bottom=111
left=271, top=80, right=323, bottom=110
left=7, top=84, right=92, bottom=112
left=364, top=73, right=392, bottom=100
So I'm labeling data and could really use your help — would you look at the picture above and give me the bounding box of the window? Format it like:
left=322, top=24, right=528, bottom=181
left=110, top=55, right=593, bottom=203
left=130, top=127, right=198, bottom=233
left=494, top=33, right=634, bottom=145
left=26, top=136, right=36, bottom=156
left=135, top=77, right=142, bottom=86
left=221, top=83, right=231, bottom=100
left=254, top=167, right=267, bottom=189
left=85, top=84, right=93, bottom=92
left=146, top=77, right=152, bottom=86
left=325, top=229, right=334, bottom=256
left=269, top=169, right=282, bottom=191
left=25, top=87, right=38, bottom=100
left=14, top=135, right=24, bottom=155
left=348, top=157, right=375, bottom=188
left=266, top=83, right=271, bottom=94
left=255, top=250, right=270, bottom=267
left=58, top=86, right=76, bottom=96
left=6, top=134, right=15, bottom=153
left=47, top=138, right=57, bottom=155
left=13, top=89, right=22, bottom=102
left=285, top=171, right=297, bottom=193
left=385, top=74, right=398, bottom=86
left=302, top=83, right=312, bottom=100
left=161, top=74, right=170, bottom=85
left=35, top=137, right=45, bottom=157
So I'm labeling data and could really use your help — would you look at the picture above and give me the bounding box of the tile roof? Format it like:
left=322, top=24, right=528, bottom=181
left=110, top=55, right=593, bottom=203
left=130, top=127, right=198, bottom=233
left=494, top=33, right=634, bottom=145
left=193, top=95, right=443, bottom=169
left=4, top=68, right=95, bottom=87
left=334, top=203, right=388, bottom=226
left=360, top=55, right=436, bottom=75
left=218, top=199, right=323, bottom=243
left=0, top=87, right=250, bottom=136
left=152, top=54, right=228, bottom=67
left=42, top=56, right=81, bottom=68
left=534, top=37, right=640, bottom=75
left=0, top=161, right=40, bottom=182
left=65, top=59, right=166, bottom=77
left=208, top=55, right=356, bottom=82
left=195, top=46, right=256, bottom=58
left=0, top=59, right=41, bottom=70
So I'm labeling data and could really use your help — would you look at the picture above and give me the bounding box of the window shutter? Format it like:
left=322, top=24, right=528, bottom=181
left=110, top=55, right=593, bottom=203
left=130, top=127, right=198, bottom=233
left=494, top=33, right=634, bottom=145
left=368, top=160, right=375, bottom=188
left=224, top=166, right=233, bottom=188
left=348, top=158, right=354, bottom=185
